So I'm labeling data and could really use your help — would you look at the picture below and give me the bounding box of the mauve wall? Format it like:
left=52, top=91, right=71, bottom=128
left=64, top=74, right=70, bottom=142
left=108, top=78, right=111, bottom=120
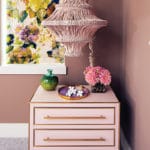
left=121, top=0, right=150, bottom=150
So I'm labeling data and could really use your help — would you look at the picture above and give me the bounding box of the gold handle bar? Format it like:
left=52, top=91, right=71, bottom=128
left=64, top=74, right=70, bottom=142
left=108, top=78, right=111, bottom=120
left=43, top=137, right=106, bottom=142
left=43, top=115, right=106, bottom=120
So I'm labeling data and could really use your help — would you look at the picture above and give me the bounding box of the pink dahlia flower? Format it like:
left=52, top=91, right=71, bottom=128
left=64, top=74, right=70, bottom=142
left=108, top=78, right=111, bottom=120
left=99, top=68, right=111, bottom=86
left=84, top=66, right=111, bottom=86
left=84, top=67, right=98, bottom=86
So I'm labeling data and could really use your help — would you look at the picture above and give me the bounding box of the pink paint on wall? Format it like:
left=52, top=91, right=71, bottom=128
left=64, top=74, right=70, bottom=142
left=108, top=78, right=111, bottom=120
left=122, top=0, right=150, bottom=150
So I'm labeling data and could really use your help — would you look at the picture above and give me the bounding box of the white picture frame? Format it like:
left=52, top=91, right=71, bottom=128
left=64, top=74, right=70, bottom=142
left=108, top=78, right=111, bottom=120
left=0, top=0, right=66, bottom=74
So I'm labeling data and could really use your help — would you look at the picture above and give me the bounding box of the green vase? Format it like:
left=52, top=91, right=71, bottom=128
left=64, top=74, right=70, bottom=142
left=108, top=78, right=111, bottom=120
left=40, top=69, right=58, bottom=91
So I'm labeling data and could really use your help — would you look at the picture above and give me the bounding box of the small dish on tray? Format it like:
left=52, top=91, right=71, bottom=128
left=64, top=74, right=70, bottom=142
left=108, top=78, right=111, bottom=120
left=58, top=85, right=90, bottom=100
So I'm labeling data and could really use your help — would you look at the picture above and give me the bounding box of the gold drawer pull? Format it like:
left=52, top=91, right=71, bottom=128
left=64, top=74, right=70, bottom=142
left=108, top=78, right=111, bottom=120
left=43, top=115, right=106, bottom=120
left=43, top=137, right=106, bottom=142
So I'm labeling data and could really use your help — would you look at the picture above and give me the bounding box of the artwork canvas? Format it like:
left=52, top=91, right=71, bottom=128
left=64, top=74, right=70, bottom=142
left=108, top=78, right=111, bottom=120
left=3, top=0, right=64, bottom=65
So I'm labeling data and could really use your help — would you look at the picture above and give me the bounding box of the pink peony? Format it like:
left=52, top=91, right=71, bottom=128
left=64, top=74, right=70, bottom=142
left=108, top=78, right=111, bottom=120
left=99, top=68, right=111, bottom=85
left=84, top=66, right=111, bottom=86
left=84, top=66, right=92, bottom=74
left=84, top=67, right=97, bottom=85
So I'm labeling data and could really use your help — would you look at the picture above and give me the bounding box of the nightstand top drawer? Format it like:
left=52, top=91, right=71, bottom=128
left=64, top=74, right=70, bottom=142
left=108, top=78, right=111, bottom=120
left=30, top=86, right=119, bottom=103
left=34, top=107, right=115, bottom=125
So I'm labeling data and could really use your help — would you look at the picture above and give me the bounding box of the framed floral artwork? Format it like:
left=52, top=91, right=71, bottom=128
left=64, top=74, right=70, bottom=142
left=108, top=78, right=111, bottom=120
left=0, top=0, right=66, bottom=74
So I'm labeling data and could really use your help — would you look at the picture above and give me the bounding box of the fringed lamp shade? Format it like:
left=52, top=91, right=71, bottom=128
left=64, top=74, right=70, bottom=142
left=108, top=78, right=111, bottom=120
left=42, top=0, right=107, bottom=57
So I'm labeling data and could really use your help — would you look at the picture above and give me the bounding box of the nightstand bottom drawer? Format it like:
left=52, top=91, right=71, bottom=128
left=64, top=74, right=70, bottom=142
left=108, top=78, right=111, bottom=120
left=34, top=129, right=115, bottom=147
left=32, top=147, right=117, bottom=150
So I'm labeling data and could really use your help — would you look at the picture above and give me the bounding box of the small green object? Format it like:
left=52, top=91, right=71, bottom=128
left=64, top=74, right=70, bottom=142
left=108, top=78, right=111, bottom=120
left=6, top=34, right=14, bottom=45
left=6, top=45, right=14, bottom=53
left=20, top=10, right=28, bottom=22
left=40, top=69, right=58, bottom=91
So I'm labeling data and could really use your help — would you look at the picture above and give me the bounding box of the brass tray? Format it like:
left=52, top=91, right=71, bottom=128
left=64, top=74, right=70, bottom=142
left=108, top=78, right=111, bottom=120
left=58, top=86, right=90, bottom=100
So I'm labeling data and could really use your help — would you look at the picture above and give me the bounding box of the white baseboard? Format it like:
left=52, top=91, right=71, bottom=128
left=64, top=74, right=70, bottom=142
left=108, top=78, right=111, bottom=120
left=0, top=123, right=28, bottom=138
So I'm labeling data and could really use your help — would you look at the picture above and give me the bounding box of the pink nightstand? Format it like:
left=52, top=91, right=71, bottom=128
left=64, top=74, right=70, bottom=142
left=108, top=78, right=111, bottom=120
left=29, top=86, right=120, bottom=150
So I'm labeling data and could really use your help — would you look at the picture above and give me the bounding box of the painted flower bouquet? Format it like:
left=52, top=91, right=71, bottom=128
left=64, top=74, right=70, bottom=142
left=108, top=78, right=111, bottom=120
left=84, top=66, right=112, bottom=93
left=6, top=0, right=64, bottom=64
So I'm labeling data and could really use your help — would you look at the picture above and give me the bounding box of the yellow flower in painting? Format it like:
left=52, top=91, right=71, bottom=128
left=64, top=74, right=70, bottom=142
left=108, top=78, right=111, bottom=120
left=51, top=40, right=57, bottom=49
left=15, top=25, right=23, bottom=33
left=26, top=7, right=36, bottom=18
left=23, top=0, right=29, bottom=5
left=36, top=8, right=47, bottom=20
left=28, top=0, right=41, bottom=12
left=43, top=0, right=52, bottom=9
left=28, top=0, right=51, bottom=12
